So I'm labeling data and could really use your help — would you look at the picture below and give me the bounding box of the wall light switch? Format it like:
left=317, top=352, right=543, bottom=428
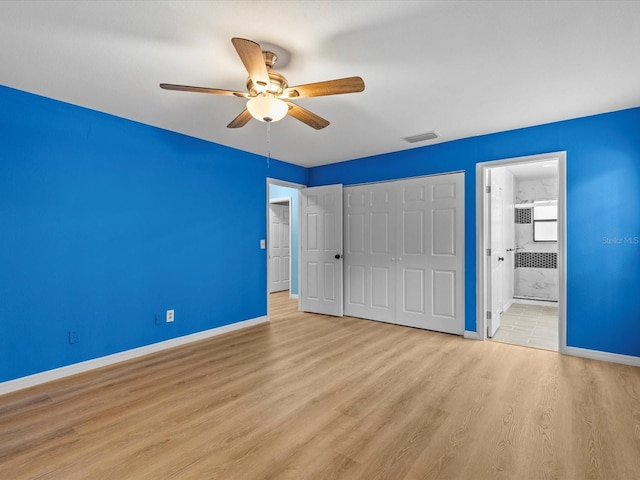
left=260, top=239, right=266, bottom=249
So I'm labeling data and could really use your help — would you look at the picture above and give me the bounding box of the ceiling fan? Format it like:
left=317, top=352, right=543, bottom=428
left=160, top=38, right=365, bottom=130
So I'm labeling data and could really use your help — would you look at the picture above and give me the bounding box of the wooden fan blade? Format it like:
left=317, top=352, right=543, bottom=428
left=227, top=109, right=253, bottom=128
left=160, top=83, right=247, bottom=97
left=282, top=76, right=365, bottom=99
left=231, top=38, right=270, bottom=90
left=285, top=102, right=330, bottom=130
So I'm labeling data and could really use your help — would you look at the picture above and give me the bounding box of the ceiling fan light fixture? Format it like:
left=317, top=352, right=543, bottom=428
left=247, top=94, right=288, bottom=122
left=161, top=38, right=363, bottom=130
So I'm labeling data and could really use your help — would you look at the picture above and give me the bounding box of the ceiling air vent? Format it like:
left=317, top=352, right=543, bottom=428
left=402, top=130, right=440, bottom=144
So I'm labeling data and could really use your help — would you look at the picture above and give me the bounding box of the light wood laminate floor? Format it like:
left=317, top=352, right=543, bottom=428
left=1, top=291, right=639, bottom=479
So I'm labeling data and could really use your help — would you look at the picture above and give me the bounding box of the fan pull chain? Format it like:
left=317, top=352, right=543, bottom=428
left=266, top=120, right=271, bottom=169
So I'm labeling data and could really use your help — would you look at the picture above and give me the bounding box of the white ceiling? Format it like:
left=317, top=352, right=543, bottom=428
left=1, top=1, right=639, bottom=168
left=507, top=159, right=558, bottom=181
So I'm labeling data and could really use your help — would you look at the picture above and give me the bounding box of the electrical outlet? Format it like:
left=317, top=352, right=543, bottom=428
left=166, top=309, right=174, bottom=322
left=68, top=331, right=79, bottom=344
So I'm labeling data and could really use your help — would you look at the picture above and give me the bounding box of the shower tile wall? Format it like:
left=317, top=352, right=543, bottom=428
left=515, top=177, right=557, bottom=205
left=514, top=177, right=558, bottom=301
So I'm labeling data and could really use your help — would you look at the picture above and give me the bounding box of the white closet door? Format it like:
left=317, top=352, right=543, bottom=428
left=395, top=173, right=464, bottom=334
left=269, top=203, right=290, bottom=293
left=300, top=185, right=344, bottom=316
left=344, top=183, right=396, bottom=322
left=343, top=173, right=464, bottom=335
left=394, top=178, right=429, bottom=329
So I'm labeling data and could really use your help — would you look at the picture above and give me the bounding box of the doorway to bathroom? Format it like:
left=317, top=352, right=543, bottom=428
left=477, top=152, right=566, bottom=352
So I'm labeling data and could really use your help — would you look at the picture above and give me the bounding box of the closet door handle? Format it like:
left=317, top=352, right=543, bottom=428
left=334, top=254, right=342, bottom=259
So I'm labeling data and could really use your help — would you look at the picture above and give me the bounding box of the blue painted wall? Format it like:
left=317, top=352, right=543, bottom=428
left=2, top=82, right=638, bottom=384
left=0, top=85, right=307, bottom=383
left=269, top=184, right=300, bottom=295
left=309, top=107, right=640, bottom=358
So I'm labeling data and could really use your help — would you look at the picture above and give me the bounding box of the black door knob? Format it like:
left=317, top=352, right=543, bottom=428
left=335, top=254, right=342, bottom=259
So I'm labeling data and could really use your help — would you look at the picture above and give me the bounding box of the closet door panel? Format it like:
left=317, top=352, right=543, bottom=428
left=432, top=208, right=456, bottom=255
left=403, top=268, right=426, bottom=314
left=371, top=267, right=391, bottom=309
left=344, top=184, right=395, bottom=322
left=347, top=265, right=366, bottom=306
left=395, top=174, right=464, bottom=333
left=403, top=210, right=425, bottom=254
left=432, top=269, right=456, bottom=318
left=395, top=180, right=430, bottom=328
left=425, top=174, right=465, bottom=334
left=371, top=212, right=390, bottom=253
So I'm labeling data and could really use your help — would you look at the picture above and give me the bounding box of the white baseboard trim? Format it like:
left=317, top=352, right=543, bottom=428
left=464, top=330, right=481, bottom=340
left=289, top=293, right=299, bottom=299
left=0, top=315, right=269, bottom=396
left=565, top=346, right=640, bottom=367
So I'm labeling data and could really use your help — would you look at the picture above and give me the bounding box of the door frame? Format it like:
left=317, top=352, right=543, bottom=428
left=266, top=178, right=305, bottom=320
left=475, top=151, right=567, bottom=353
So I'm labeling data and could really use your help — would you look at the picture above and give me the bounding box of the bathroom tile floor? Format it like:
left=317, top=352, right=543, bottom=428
left=491, top=302, right=559, bottom=351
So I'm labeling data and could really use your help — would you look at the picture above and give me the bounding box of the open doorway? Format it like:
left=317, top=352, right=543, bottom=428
left=267, top=179, right=304, bottom=319
left=477, top=152, right=566, bottom=352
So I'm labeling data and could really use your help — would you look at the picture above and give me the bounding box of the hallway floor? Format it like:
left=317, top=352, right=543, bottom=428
left=491, top=302, right=558, bottom=351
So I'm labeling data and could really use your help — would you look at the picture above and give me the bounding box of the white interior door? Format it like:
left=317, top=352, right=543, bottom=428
left=269, top=203, right=290, bottom=293
left=344, top=183, right=396, bottom=322
left=395, top=174, right=464, bottom=334
left=300, top=184, right=343, bottom=316
left=487, top=174, right=503, bottom=337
